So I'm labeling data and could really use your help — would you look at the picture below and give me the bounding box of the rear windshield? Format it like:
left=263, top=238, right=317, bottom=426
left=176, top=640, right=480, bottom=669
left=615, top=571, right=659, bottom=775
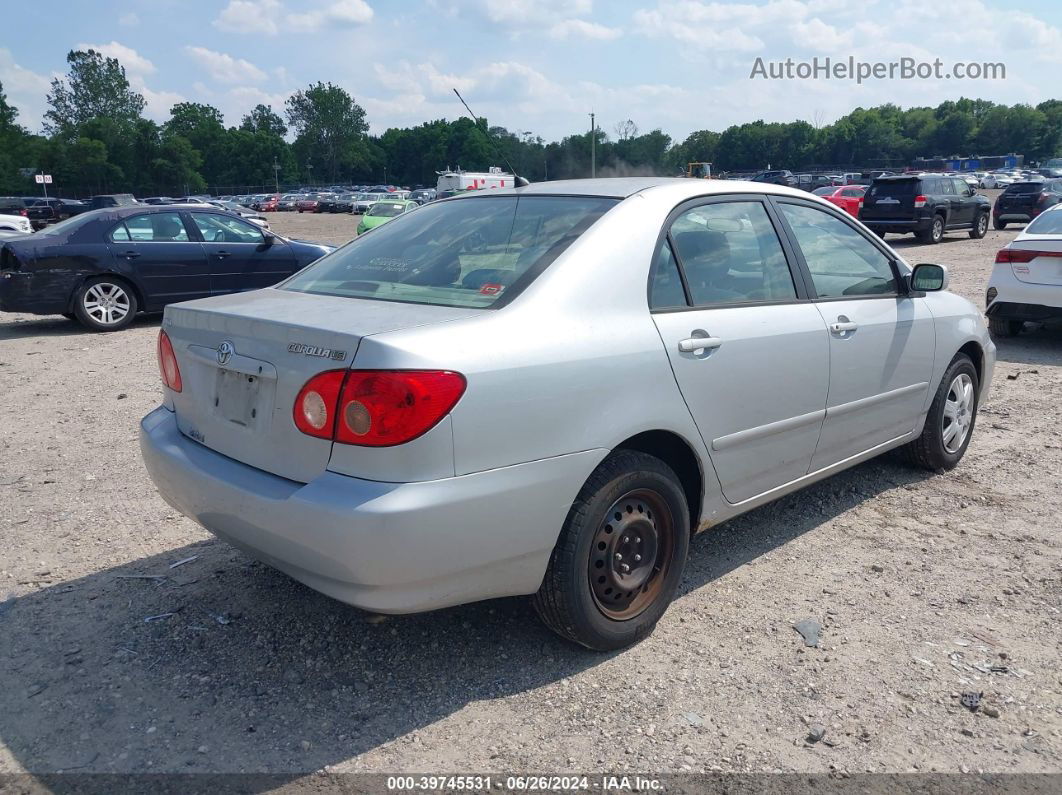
left=1024, top=210, right=1062, bottom=235
left=1004, top=182, right=1044, bottom=195
left=367, top=202, right=407, bottom=217
left=281, top=195, right=618, bottom=308
left=868, top=180, right=918, bottom=198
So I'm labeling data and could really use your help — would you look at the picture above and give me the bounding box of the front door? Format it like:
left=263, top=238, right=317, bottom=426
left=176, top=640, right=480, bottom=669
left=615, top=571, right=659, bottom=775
left=775, top=200, right=936, bottom=471
left=650, top=197, right=830, bottom=504
left=107, top=211, right=209, bottom=308
left=190, top=212, right=298, bottom=295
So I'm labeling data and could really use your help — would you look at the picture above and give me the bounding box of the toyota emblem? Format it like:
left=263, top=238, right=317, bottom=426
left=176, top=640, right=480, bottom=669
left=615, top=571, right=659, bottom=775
left=217, top=341, right=235, bottom=365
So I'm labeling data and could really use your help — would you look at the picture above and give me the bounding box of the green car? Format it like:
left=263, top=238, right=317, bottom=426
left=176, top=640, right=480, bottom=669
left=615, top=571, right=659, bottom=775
left=357, top=199, right=418, bottom=235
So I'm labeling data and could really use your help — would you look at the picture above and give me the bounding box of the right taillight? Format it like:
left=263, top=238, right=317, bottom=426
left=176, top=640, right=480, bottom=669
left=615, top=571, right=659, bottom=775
left=913, top=195, right=927, bottom=208
left=292, top=369, right=466, bottom=446
left=157, top=330, right=183, bottom=393
left=996, top=248, right=1062, bottom=264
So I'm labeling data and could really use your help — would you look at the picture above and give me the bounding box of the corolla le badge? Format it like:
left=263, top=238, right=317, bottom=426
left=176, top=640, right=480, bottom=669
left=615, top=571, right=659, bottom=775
left=288, top=342, right=347, bottom=361
left=217, top=341, right=235, bottom=365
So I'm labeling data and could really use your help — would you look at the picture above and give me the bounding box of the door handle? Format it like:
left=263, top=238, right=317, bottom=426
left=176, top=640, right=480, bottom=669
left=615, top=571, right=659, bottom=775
left=214, top=250, right=231, bottom=258
left=678, top=335, right=723, bottom=353
left=829, top=320, right=858, bottom=335
left=121, top=250, right=140, bottom=259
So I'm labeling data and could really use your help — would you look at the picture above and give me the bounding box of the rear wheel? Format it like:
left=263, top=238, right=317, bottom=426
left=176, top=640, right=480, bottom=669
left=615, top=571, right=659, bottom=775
left=532, top=450, right=689, bottom=651
left=73, top=278, right=138, bottom=332
left=969, top=211, right=989, bottom=239
left=899, top=354, right=978, bottom=471
left=916, top=215, right=945, bottom=244
left=993, top=218, right=1007, bottom=230
left=988, top=316, right=1023, bottom=338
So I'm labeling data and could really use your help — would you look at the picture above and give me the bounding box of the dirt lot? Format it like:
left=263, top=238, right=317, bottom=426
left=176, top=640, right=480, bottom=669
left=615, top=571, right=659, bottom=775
left=1, top=200, right=1060, bottom=778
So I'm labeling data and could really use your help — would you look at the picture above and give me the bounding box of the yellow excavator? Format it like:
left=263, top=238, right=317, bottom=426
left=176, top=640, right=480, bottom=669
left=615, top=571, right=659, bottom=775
left=685, top=162, right=713, bottom=179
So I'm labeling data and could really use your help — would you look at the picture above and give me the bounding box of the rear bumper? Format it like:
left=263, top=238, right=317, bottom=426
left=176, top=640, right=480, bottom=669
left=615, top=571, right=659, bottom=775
left=987, top=267, right=1062, bottom=317
left=860, top=215, right=933, bottom=233
left=140, top=406, right=605, bottom=614
left=0, top=270, right=73, bottom=315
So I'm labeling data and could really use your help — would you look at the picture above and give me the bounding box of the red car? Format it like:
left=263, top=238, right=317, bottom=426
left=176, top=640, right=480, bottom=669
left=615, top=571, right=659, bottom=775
left=813, top=185, right=866, bottom=217
left=296, top=194, right=323, bottom=213
left=257, top=194, right=280, bottom=212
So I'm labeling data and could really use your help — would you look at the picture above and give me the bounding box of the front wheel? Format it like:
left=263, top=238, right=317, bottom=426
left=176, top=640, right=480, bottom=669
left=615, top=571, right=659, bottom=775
left=532, top=450, right=690, bottom=651
left=899, top=354, right=978, bottom=471
left=969, top=212, right=989, bottom=239
left=73, top=278, right=138, bottom=332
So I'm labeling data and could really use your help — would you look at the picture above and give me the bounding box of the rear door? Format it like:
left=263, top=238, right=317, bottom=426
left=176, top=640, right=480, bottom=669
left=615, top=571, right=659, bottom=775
left=107, top=211, right=210, bottom=307
left=190, top=211, right=298, bottom=294
left=942, top=178, right=972, bottom=226
left=651, top=196, right=830, bottom=503
left=774, top=199, right=936, bottom=470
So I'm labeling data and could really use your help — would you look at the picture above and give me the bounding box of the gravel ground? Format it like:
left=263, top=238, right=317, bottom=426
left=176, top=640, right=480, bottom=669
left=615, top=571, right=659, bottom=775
left=1, top=198, right=1060, bottom=777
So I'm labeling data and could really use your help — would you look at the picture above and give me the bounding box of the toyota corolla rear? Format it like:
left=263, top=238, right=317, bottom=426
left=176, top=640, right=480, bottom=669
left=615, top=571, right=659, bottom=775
left=140, top=191, right=621, bottom=613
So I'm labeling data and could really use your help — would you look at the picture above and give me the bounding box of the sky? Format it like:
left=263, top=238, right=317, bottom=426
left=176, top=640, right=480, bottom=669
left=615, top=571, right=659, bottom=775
left=2, top=0, right=1061, bottom=144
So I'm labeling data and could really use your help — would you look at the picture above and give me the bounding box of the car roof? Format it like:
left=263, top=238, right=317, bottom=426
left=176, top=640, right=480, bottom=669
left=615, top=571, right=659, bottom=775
left=446, top=176, right=825, bottom=203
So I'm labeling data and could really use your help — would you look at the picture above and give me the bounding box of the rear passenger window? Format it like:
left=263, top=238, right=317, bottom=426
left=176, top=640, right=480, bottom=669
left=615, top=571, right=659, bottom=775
left=648, top=240, right=687, bottom=309
left=122, top=212, right=189, bottom=242
left=109, top=224, right=130, bottom=242
left=779, top=203, right=897, bottom=298
left=668, top=201, right=796, bottom=306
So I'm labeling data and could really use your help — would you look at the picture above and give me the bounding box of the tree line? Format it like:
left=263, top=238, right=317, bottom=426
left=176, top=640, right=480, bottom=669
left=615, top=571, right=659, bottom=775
left=1, top=48, right=1060, bottom=198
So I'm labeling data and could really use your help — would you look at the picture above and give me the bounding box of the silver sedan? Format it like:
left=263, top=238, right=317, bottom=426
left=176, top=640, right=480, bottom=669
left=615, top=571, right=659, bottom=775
left=141, top=177, right=995, bottom=650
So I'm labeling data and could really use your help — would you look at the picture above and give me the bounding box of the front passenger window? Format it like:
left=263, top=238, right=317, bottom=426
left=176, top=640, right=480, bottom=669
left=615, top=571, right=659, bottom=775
left=779, top=203, right=897, bottom=298
left=192, top=213, right=265, bottom=244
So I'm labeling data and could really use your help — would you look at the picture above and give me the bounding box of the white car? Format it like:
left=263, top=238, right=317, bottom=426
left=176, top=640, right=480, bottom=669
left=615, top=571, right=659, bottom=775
left=986, top=204, right=1062, bottom=337
left=0, top=212, right=32, bottom=235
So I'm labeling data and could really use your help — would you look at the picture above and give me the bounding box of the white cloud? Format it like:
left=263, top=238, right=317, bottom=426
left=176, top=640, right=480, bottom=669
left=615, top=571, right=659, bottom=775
left=214, top=0, right=282, bottom=35
left=118, top=12, right=139, bottom=27
left=75, top=41, right=155, bottom=76
left=184, top=46, right=267, bottom=84
left=287, top=0, right=373, bottom=32
left=549, top=19, right=622, bottom=40
left=0, top=48, right=52, bottom=132
left=481, top=0, right=592, bottom=27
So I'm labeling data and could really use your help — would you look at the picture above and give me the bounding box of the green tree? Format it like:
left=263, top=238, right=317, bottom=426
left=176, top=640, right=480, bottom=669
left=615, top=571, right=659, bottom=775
left=44, top=49, right=145, bottom=136
left=240, top=104, right=287, bottom=137
left=165, top=102, right=227, bottom=184
left=286, top=82, right=368, bottom=182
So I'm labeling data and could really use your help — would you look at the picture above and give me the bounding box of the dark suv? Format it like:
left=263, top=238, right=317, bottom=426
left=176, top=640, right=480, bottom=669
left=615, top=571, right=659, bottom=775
left=992, top=180, right=1062, bottom=228
left=88, top=194, right=138, bottom=210
left=750, top=169, right=797, bottom=187
left=859, top=175, right=990, bottom=243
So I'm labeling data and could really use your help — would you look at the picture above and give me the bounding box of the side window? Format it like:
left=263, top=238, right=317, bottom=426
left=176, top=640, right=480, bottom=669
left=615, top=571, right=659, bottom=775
left=669, top=201, right=796, bottom=306
left=940, top=179, right=956, bottom=196
left=648, top=240, right=687, bottom=309
left=192, top=213, right=265, bottom=244
left=109, top=223, right=130, bottom=242
left=123, top=212, right=189, bottom=242
left=779, top=203, right=898, bottom=298
left=953, top=178, right=969, bottom=195
left=841, top=188, right=862, bottom=198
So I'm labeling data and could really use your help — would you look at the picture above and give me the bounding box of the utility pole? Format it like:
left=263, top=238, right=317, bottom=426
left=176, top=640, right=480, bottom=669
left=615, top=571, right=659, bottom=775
left=306, top=162, right=313, bottom=186
left=273, top=157, right=281, bottom=194
left=589, top=112, right=596, bottom=178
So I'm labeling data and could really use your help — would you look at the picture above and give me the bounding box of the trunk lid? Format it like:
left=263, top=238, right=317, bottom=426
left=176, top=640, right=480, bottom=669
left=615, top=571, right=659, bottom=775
left=861, top=179, right=919, bottom=220
left=998, top=184, right=1042, bottom=210
left=1008, top=238, right=1062, bottom=286
left=163, top=288, right=477, bottom=483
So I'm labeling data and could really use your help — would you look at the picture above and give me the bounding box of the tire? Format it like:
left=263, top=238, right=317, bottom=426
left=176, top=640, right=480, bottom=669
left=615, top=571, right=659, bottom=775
left=916, top=215, right=945, bottom=244
left=532, top=450, right=690, bottom=651
left=73, top=277, right=138, bottom=332
left=898, top=354, right=979, bottom=471
left=993, top=218, right=1007, bottom=230
left=988, top=316, right=1023, bottom=338
left=969, top=212, right=989, bottom=239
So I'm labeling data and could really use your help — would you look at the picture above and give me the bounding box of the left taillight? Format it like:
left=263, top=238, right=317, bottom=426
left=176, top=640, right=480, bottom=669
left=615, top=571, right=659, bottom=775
left=157, top=330, right=183, bottom=392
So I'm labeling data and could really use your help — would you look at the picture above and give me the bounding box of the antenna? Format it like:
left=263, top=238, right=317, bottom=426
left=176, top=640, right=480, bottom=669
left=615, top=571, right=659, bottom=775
left=453, top=88, right=530, bottom=188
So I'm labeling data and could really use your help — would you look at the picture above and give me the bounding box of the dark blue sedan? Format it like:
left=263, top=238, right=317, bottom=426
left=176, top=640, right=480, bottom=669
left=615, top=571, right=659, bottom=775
left=0, top=205, right=334, bottom=331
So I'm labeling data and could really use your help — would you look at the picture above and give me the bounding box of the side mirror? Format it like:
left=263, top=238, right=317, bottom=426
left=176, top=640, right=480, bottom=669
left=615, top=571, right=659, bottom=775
left=911, top=263, right=948, bottom=292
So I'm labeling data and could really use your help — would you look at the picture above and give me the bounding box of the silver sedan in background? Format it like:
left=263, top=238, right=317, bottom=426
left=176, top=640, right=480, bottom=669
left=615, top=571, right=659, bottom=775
left=141, top=178, right=994, bottom=650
